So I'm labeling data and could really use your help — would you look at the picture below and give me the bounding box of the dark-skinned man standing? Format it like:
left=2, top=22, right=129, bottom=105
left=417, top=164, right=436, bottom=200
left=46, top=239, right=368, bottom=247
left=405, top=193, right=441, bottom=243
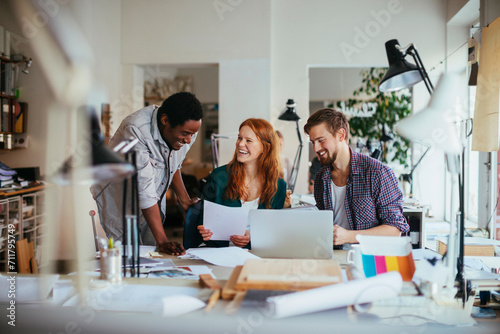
left=91, top=92, right=203, bottom=255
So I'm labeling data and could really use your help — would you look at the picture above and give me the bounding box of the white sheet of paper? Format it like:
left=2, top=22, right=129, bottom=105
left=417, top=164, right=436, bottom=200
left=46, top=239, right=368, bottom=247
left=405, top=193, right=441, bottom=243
left=203, top=200, right=248, bottom=240
left=63, top=284, right=200, bottom=313
left=0, top=274, right=59, bottom=303
left=162, top=295, right=206, bottom=317
left=183, top=247, right=260, bottom=267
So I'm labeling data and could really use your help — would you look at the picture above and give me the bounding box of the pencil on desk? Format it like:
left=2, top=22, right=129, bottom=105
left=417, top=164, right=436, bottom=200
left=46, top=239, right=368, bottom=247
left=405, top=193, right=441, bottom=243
left=205, top=289, right=220, bottom=313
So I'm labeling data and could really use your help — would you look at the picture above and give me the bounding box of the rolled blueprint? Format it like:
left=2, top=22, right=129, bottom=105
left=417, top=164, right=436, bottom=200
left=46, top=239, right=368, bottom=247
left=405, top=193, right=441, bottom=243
left=266, top=271, right=403, bottom=318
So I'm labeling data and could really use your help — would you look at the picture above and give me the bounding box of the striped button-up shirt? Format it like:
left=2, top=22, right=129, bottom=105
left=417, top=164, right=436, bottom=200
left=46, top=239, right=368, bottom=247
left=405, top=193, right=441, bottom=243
left=91, top=105, right=196, bottom=242
left=314, top=148, right=408, bottom=233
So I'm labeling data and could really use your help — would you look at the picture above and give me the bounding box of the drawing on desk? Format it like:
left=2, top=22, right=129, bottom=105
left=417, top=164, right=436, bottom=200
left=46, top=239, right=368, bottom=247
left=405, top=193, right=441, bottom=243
left=150, top=268, right=197, bottom=279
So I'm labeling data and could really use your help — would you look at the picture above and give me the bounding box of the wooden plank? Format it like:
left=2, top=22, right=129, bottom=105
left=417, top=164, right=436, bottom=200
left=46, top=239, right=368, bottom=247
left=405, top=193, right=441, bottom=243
left=199, top=274, right=222, bottom=290
left=224, top=291, right=246, bottom=314
left=28, top=241, right=38, bottom=273
left=222, top=265, right=243, bottom=300
left=235, top=259, right=342, bottom=291
left=16, top=239, right=30, bottom=273
left=437, top=240, right=495, bottom=257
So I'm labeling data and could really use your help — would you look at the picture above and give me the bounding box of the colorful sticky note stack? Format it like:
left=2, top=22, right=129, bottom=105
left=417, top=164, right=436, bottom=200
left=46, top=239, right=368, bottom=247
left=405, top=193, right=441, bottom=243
left=361, top=253, right=416, bottom=281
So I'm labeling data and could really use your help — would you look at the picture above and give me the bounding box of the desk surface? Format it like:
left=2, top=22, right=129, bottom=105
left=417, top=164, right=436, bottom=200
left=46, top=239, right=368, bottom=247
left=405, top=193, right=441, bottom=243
left=1, top=250, right=498, bottom=334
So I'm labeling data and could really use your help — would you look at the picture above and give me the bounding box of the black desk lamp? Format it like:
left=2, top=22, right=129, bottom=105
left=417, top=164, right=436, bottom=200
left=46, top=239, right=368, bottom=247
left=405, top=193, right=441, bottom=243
left=379, top=39, right=434, bottom=198
left=278, top=99, right=303, bottom=193
left=380, top=39, right=469, bottom=304
left=379, top=39, right=434, bottom=95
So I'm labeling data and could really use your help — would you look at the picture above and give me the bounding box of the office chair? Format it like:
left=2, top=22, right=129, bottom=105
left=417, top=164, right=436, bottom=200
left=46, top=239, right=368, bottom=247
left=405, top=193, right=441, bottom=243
left=182, top=201, right=203, bottom=249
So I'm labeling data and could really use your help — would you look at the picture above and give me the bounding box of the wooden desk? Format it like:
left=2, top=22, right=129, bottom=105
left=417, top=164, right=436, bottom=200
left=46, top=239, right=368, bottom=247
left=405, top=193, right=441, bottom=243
left=155, top=249, right=349, bottom=283
left=1, top=250, right=497, bottom=333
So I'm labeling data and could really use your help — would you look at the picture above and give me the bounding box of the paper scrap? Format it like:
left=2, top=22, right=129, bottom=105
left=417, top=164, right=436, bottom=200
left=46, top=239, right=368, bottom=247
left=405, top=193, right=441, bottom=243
left=203, top=200, right=248, bottom=240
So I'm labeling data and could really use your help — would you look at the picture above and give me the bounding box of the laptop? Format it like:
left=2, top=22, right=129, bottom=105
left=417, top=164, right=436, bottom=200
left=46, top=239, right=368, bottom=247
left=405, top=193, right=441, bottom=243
left=249, top=209, right=334, bottom=259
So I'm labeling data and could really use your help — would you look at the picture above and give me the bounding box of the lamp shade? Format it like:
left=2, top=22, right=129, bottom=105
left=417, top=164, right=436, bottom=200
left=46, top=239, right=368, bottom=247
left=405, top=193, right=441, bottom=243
left=279, top=99, right=301, bottom=121
left=379, top=39, right=423, bottom=92
left=395, top=73, right=462, bottom=155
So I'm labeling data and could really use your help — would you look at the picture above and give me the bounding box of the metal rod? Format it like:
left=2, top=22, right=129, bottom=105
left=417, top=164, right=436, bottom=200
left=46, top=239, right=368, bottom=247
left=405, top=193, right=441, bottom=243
left=456, top=148, right=466, bottom=304
left=407, top=45, right=434, bottom=95
left=408, top=146, right=431, bottom=197
left=89, top=210, right=99, bottom=252
left=131, top=151, right=140, bottom=277
left=288, top=120, right=303, bottom=193
left=122, top=173, right=128, bottom=277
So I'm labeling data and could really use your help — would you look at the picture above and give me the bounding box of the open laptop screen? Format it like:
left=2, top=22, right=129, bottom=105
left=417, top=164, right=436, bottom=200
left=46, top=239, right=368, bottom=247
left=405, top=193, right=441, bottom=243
left=249, top=209, right=333, bottom=259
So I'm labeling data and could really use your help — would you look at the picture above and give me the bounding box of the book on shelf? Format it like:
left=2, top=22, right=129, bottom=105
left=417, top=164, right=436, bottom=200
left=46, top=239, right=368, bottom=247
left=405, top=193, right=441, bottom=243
left=0, top=174, right=13, bottom=181
left=0, top=60, right=5, bottom=94
left=0, top=178, right=14, bottom=187
left=436, top=236, right=499, bottom=257
left=0, top=161, right=16, bottom=176
left=0, top=25, right=4, bottom=56
left=14, top=102, right=27, bottom=133
left=1, top=98, right=11, bottom=132
left=1, top=58, right=20, bottom=97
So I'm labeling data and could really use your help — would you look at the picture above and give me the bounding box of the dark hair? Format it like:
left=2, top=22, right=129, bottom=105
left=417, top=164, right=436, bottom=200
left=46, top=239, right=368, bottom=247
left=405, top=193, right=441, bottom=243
left=304, top=108, right=349, bottom=140
left=157, top=92, right=203, bottom=128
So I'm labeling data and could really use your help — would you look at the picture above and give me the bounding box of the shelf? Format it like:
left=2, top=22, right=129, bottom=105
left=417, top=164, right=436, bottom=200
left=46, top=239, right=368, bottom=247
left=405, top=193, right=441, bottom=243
left=0, top=184, right=45, bottom=199
left=0, top=55, right=29, bottom=63
left=0, top=94, right=17, bottom=99
left=0, top=189, right=45, bottom=272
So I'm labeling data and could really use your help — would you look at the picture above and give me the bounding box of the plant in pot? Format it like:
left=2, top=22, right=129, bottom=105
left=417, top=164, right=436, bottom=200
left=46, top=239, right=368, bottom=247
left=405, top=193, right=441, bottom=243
left=332, top=67, right=412, bottom=169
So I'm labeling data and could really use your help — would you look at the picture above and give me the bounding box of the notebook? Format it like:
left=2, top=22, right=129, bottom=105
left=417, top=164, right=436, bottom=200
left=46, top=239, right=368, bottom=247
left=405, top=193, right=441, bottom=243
left=249, top=209, right=334, bottom=259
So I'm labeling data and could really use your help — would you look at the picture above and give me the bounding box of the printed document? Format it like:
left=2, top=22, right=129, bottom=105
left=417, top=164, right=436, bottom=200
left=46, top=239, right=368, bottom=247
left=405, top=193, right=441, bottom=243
left=203, top=200, right=248, bottom=240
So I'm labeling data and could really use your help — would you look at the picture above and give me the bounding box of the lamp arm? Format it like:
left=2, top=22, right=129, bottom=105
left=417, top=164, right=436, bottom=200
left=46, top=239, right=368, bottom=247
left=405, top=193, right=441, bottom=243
left=456, top=148, right=466, bottom=303
left=295, top=119, right=303, bottom=146
left=406, top=45, right=434, bottom=94
left=287, top=120, right=304, bottom=193
left=410, top=146, right=430, bottom=174
left=211, top=134, right=219, bottom=169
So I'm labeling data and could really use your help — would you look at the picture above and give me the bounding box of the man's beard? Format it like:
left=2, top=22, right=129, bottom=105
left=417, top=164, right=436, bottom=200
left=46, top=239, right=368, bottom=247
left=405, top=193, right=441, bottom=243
left=318, top=151, right=336, bottom=166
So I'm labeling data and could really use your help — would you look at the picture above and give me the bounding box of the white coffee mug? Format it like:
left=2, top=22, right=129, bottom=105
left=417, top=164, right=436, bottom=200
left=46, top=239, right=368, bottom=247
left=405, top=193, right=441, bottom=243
left=346, top=244, right=364, bottom=271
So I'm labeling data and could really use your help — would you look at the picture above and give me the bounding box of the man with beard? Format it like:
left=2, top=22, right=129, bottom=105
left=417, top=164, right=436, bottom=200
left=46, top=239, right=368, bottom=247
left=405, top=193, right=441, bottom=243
left=304, top=108, right=408, bottom=246
left=91, top=92, right=203, bottom=255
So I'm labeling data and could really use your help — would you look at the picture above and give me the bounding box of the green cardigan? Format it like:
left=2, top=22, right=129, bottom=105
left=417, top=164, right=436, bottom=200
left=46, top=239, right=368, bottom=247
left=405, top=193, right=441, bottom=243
left=197, top=165, right=287, bottom=248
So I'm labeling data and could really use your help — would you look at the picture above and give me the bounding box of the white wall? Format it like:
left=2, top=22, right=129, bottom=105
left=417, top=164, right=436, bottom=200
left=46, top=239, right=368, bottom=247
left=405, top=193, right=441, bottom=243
left=2, top=0, right=454, bottom=214
left=177, top=66, right=219, bottom=103
left=309, top=68, right=369, bottom=102
left=218, top=59, right=271, bottom=164
left=121, top=0, right=271, bottom=64
left=117, top=0, right=449, bottom=198
left=271, top=0, right=447, bottom=195
left=121, top=0, right=272, bottom=171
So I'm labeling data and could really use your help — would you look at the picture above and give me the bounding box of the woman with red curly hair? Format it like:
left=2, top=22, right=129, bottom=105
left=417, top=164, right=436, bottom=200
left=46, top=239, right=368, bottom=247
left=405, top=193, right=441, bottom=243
left=196, top=118, right=287, bottom=248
